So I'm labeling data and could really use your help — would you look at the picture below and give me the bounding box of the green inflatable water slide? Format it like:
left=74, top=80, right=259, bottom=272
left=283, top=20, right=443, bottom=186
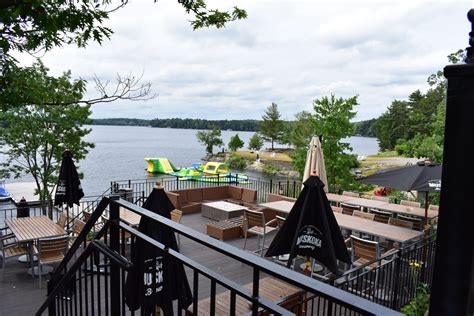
left=145, top=158, right=179, bottom=174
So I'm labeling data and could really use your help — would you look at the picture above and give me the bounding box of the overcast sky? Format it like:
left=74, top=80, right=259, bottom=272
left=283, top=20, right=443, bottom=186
left=17, top=0, right=473, bottom=121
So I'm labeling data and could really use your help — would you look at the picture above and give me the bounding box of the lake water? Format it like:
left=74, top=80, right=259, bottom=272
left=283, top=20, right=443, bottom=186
left=2, top=125, right=379, bottom=196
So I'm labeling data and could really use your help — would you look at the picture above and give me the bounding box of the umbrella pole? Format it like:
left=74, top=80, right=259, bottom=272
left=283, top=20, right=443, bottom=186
left=66, top=206, right=70, bottom=231
left=424, top=191, right=429, bottom=231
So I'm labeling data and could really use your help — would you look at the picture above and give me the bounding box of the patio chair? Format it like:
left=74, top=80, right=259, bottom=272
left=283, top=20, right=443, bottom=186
left=353, top=210, right=375, bottom=221
left=340, top=203, right=359, bottom=216
left=332, top=206, right=343, bottom=213
left=397, top=214, right=422, bottom=231
left=371, top=195, right=390, bottom=202
left=57, top=212, right=67, bottom=229
left=1, top=229, right=29, bottom=281
left=349, top=235, right=396, bottom=269
left=370, top=209, right=392, bottom=224
left=37, top=236, right=69, bottom=288
left=400, top=200, right=421, bottom=208
left=170, top=209, right=183, bottom=248
left=275, top=215, right=286, bottom=229
left=388, top=217, right=413, bottom=230
left=242, top=209, right=277, bottom=256
left=342, top=191, right=360, bottom=198
left=349, top=235, right=398, bottom=296
left=352, top=211, right=375, bottom=240
left=69, top=219, right=86, bottom=248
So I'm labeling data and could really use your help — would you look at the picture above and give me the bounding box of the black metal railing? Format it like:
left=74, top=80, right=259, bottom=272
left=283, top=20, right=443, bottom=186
left=332, top=235, right=437, bottom=311
left=36, top=196, right=399, bottom=315
left=111, top=175, right=303, bottom=203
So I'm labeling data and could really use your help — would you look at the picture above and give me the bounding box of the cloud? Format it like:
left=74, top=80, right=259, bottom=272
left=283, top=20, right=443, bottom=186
left=15, top=0, right=472, bottom=122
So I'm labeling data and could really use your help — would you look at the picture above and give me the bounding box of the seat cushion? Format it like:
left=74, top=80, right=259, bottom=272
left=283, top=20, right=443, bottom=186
left=228, top=186, right=243, bottom=200
left=202, top=186, right=228, bottom=201
left=172, top=190, right=188, bottom=204
left=186, top=188, right=203, bottom=202
left=241, top=189, right=257, bottom=203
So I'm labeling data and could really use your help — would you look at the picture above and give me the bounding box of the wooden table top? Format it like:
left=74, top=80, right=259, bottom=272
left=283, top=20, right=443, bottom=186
left=188, top=276, right=303, bottom=315
left=259, top=200, right=423, bottom=243
left=260, top=200, right=295, bottom=213
left=376, top=203, right=438, bottom=219
left=202, top=201, right=248, bottom=211
left=6, top=216, right=65, bottom=242
left=326, top=193, right=354, bottom=204
left=119, top=207, right=142, bottom=226
left=334, top=212, right=423, bottom=243
left=343, top=197, right=388, bottom=209
left=327, top=194, right=439, bottom=219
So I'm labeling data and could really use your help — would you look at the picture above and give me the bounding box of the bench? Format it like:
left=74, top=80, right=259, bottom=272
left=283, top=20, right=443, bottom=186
left=206, top=217, right=243, bottom=240
left=166, top=186, right=257, bottom=214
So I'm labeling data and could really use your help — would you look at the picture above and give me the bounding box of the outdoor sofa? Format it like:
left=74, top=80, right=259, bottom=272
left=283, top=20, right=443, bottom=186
left=165, top=185, right=257, bottom=214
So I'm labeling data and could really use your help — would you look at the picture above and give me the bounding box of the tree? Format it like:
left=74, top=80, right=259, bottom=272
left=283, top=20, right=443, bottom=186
left=0, top=62, right=94, bottom=201
left=0, top=0, right=246, bottom=107
left=0, top=0, right=247, bottom=60
left=196, top=126, right=223, bottom=155
left=291, top=95, right=358, bottom=192
left=311, top=95, right=358, bottom=192
left=259, top=102, right=284, bottom=150
left=248, top=133, right=264, bottom=151
left=289, top=111, right=314, bottom=148
left=228, top=134, right=244, bottom=151
left=373, top=100, right=409, bottom=151
left=1, top=65, right=155, bottom=111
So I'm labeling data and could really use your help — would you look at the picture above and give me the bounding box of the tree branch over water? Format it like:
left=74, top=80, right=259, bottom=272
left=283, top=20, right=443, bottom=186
left=42, top=73, right=157, bottom=106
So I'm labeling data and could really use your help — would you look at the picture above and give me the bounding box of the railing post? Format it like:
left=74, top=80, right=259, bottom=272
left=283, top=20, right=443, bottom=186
left=109, top=195, right=121, bottom=316
left=47, top=275, right=56, bottom=316
left=430, top=11, right=474, bottom=315
left=269, top=179, right=273, bottom=193
left=176, top=176, right=179, bottom=190
left=391, top=251, right=402, bottom=310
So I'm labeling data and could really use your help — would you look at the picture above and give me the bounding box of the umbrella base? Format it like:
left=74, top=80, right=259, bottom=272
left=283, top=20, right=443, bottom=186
left=27, top=265, right=54, bottom=276
left=18, top=254, right=37, bottom=263
left=299, top=262, right=324, bottom=274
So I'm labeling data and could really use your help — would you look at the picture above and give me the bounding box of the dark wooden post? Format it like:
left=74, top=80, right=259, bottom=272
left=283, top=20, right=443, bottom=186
left=429, top=9, right=474, bottom=315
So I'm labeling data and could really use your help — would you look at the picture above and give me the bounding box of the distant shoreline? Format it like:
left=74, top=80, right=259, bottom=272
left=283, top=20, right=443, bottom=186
left=90, top=118, right=377, bottom=137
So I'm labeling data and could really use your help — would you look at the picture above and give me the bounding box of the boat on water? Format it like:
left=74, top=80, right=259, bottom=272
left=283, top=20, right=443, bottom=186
left=171, top=162, right=249, bottom=184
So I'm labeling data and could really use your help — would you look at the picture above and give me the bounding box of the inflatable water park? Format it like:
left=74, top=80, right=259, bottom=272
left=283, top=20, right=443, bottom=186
left=144, top=158, right=249, bottom=184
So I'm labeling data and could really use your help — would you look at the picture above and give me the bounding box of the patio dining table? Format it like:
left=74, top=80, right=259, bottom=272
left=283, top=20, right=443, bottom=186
left=326, top=194, right=439, bottom=219
left=5, top=216, right=66, bottom=276
left=259, top=200, right=423, bottom=245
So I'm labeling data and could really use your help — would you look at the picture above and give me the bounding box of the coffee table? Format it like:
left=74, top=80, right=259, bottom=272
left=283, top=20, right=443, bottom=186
left=201, top=201, right=247, bottom=221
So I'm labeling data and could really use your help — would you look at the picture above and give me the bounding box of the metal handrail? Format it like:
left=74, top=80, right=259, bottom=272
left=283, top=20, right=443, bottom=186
left=112, top=198, right=399, bottom=315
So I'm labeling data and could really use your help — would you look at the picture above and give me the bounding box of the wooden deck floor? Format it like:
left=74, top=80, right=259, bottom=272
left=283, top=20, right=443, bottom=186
left=0, top=212, right=311, bottom=315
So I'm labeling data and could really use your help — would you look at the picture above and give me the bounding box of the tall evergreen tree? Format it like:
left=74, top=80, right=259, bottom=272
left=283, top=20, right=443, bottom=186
left=259, top=102, right=284, bottom=150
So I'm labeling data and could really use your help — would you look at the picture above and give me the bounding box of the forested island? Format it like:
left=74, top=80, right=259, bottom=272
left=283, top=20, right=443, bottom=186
left=92, top=118, right=260, bottom=131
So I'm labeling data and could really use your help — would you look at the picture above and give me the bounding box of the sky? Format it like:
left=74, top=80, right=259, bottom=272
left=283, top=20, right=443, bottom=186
left=17, top=0, right=473, bottom=121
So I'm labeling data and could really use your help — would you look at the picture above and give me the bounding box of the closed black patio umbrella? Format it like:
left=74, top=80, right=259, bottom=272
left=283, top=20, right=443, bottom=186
left=54, top=150, right=84, bottom=223
left=16, top=197, right=30, bottom=218
left=265, top=175, right=351, bottom=275
left=359, top=160, right=442, bottom=224
left=125, top=185, right=192, bottom=315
